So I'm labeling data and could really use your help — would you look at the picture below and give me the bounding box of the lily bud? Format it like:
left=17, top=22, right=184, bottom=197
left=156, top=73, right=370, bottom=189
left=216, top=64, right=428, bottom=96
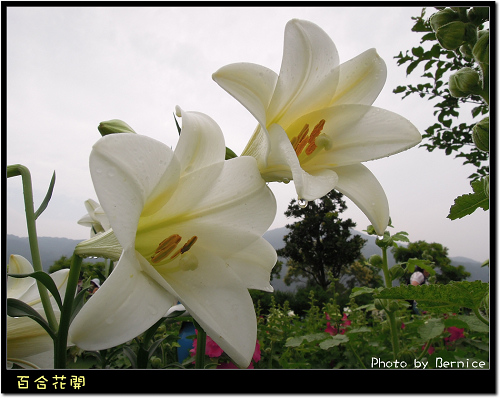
left=435, top=21, right=467, bottom=50
left=472, top=117, right=489, bottom=152
left=473, top=31, right=489, bottom=65
left=74, top=229, right=122, bottom=261
left=430, top=8, right=459, bottom=32
left=98, top=119, right=136, bottom=136
left=448, top=67, right=481, bottom=97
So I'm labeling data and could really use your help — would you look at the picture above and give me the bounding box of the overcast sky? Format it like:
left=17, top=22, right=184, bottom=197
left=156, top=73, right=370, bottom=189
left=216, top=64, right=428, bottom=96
left=6, top=6, right=490, bottom=262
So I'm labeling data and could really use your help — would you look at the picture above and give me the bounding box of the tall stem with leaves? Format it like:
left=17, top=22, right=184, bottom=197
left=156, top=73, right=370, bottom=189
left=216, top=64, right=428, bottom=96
left=7, top=164, right=58, bottom=331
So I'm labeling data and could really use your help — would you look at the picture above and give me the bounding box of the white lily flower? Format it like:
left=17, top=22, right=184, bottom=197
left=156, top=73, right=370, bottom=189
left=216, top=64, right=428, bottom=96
left=77, top=198, right=111, bottom=237
left=7, top=255, right=70, bottom=369
left=213, top=19, right=422, bottom=235
left=69, top=107, right=277, bottom=368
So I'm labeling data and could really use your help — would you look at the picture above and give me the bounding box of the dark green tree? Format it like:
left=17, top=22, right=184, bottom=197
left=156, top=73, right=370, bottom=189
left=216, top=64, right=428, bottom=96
left=277, top=190, right=366, bottom=290
left=392, top=240, right=470, bottom=284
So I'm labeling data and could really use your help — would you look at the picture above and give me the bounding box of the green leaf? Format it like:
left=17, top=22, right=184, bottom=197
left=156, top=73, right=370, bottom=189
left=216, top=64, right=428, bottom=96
left=319, top=334, right=349, bottom=349
left=34, top=171, right=56, bottom=220
left=457, top=314, right=489, bottom=333
left=122, top=346, right=138, bottom=368
left=406, top=258, right=436, bottom=275
left=375, top=281, right=489, bottom=312
left=347, top=327, right=371, bottom=334
left=173, top=113, right=181, bottom=135
left=350, top=286, right=379, bottom=298
left=225, top=147, right=238, bottom=160
left=7, top=298, right=56, bottom=340
left=448, top=178, right=489, bottom=219
left=285, top=333, right=326, bottom=347
left=418, top=318, right=445, bottom=340
left=8, top=271, right=63, bottom=310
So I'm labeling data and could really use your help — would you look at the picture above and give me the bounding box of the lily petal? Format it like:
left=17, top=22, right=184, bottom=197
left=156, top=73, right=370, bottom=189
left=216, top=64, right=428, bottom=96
left=289, top=104, right=422, bottom=167
left=174, top=106, right=226, bottom=175
left=7, top=255, right=35, bottom=299
left=227, top=237, right=277, bottom=292
left=329, top=48, right=387, bottom=107
left=146, top=248, right=258, bottom=368
left=136, top=156, right=276, bottom=259
left=8, top=315, right=59, bottom=361
left=213, top=63, right=278, bottom=129
left=266, top=124, right=338, bottom=201
left=90, top=133, right=180, bottom=247
left=267, top=19, right=340, bottom=128
left=69, top=248, right=176, bottom=350
left=333, top=163, right=389, bottom=235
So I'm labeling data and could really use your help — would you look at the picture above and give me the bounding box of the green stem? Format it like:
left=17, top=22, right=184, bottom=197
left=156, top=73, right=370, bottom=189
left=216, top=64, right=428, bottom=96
left=348, top=342, right=366, bottom=369
left=416, top=339, right=432, bottom=362
left=193, top=320, right=206, bottom=369
left=386, top=311, right=400, bottom=360
left=380, top=245, right=400, bottom=359
left=7, top=165, right=58, bottom=332
left=473, top=307, right=489, bottom=326
left=381, top=247, right=391, bottom=288
left=54, top=254, right=82, bottom=368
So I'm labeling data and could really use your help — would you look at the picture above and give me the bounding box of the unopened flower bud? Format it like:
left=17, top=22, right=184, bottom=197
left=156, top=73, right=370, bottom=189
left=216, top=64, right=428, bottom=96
left=448, top=67, right=481, bottom=97
left=472, top=117, right=489, bottom=152
left=483, top=175, right=489, bottom=198
left=467, top=7, right=489, bottom=26
left=473, top=31, right=489, bottom=65
left=435, top=21, right=467, bottom=50
left=430, top=8, right=459, bottom=32
left=98, top=119, right=136, bottom=136
left=459, top=43, right=473, bottom=59
left=388, top=300, right=400, bottom=312
left=74, top=229, right=122, bottom=261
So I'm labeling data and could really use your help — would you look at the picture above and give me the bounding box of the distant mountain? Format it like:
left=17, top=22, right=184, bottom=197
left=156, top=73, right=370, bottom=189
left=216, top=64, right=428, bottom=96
left=6, top=234, right=88, bottom=272
left=6, top=231, right=488, bottom=288
left=263, top=227, right=489, bottom=291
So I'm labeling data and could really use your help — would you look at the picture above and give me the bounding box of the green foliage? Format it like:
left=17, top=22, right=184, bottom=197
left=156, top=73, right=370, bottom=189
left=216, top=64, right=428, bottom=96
left=448, top=176, right=489, bottom=219
left=393, top=7, right=489, bottom=181
left=278, top=190, right=366, bottom=289
left=376, top=280, right=489, bottom=313
left=48, top=255, right=107, bottom=284
left=392, top=240, right=470, bottom=284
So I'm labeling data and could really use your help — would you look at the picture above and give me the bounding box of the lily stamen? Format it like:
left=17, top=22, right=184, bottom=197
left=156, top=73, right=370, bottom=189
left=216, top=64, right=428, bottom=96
left=305, top=119, right=326, bottom=156
left=151, top=234, right=198, bottom=264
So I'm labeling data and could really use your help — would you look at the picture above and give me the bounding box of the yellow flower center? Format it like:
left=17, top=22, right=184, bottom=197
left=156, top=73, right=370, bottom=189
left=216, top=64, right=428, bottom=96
left=289, top=119, right=328, bottom=161
left=150, top=234, right=198, bottom=271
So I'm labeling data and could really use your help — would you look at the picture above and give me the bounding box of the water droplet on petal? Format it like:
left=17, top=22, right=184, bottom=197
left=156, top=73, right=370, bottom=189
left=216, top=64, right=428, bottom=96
left=298, top=199, right=308, bottom=208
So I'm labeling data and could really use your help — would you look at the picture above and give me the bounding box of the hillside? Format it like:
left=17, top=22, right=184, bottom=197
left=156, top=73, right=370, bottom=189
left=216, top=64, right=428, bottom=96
left=6, top=230, right=489, bottom=290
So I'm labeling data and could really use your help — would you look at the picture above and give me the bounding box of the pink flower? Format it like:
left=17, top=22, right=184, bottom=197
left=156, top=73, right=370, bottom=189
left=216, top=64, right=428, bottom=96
left=445, top=326, right=464, bottom=344
left=252, top=340, right=261, bottom=363
left=401, top=322, right=406, bottom=329
left=190, top=330, right=224, bottom=358
left=341, top=313, right=351, bottom=328
left=191, top=330, right=260, bottom=368
left=325, top=322, right=339, bottom=336
left=422, top=344, right=435, bottom=355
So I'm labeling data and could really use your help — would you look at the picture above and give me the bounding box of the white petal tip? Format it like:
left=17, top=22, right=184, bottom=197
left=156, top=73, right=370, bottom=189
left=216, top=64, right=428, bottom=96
left=175, top=105, right=182, bottom=117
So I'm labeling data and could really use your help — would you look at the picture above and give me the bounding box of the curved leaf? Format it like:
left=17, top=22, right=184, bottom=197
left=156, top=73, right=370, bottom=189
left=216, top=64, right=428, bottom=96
left=7, top=298, right=56, bottom=340
left=8, top=271, right=63, bottom=310
left=34, top=171, right=56, bottom=220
